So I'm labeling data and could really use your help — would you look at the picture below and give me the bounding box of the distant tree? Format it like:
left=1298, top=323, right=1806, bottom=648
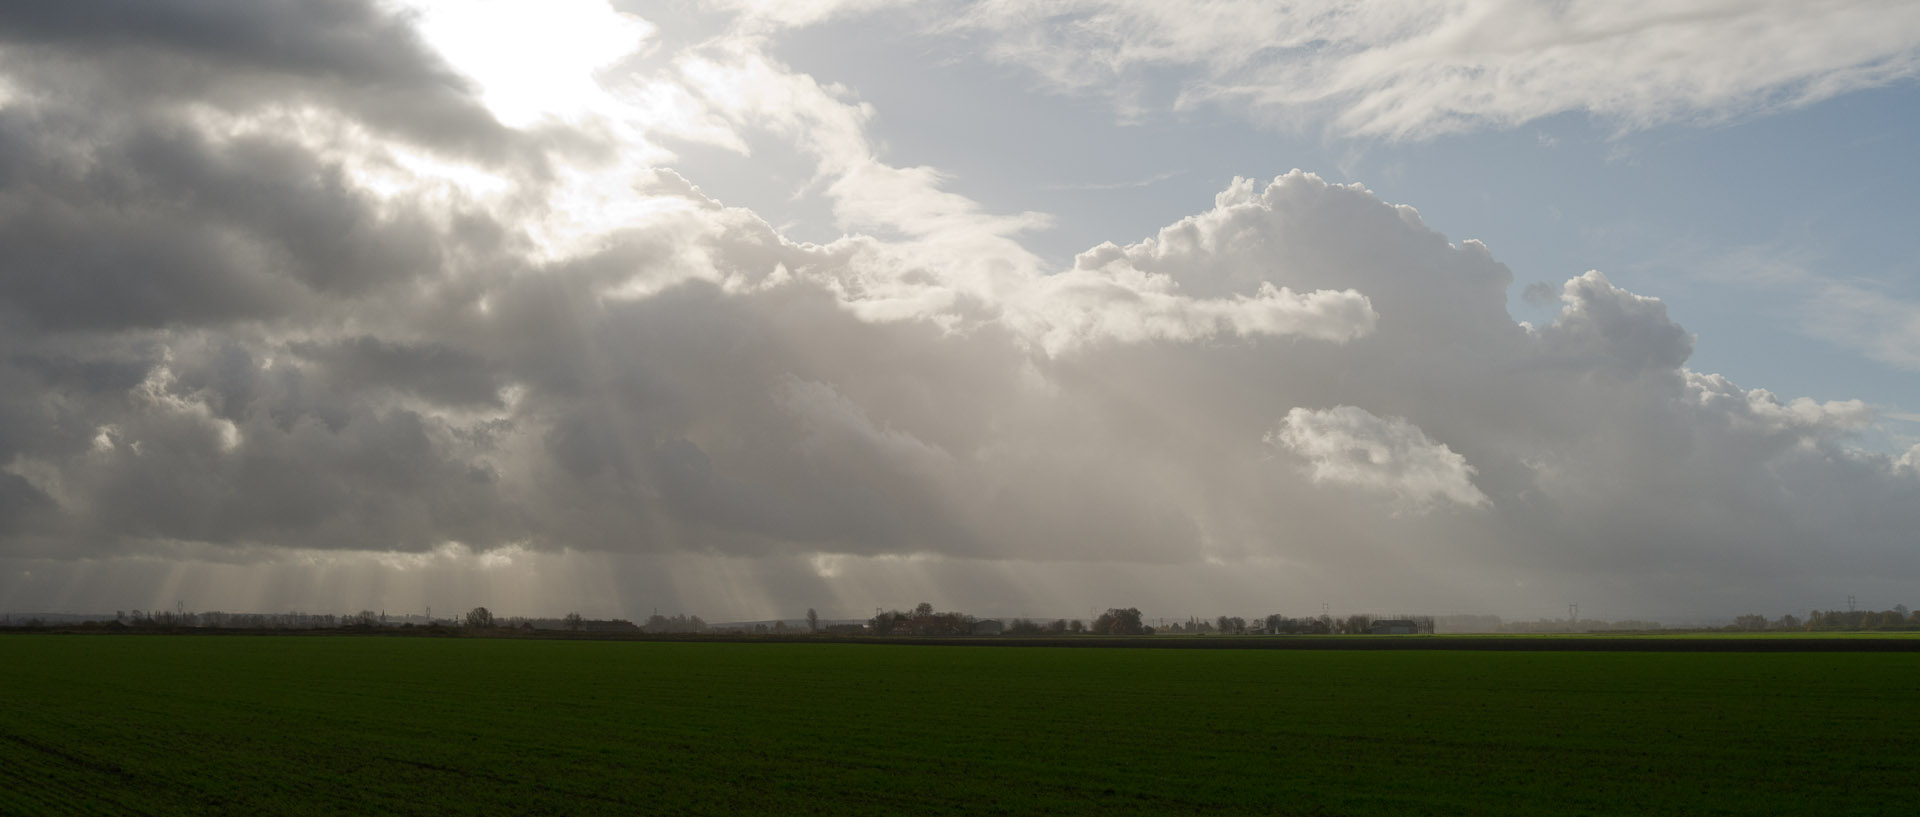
left=1772, top=613, right=1801, bottom=631
left=1068, top=619, right=1084, bottom=634
left=806, top=608, right=819, bottom=633
left=642, top=613, right=706, bottom=634
left=1093, top=608, right=1145, bottom=635
left=564, top=612, right=584, bottom=631
left=465, top=607, right=494, bottom=629
left=868, top=604, right=974, bottom=636
left=1006, top=618, right=1046, bottom=635
left=1338, top=614, right=1375, bottom=635
left=1732, top=614, right=1768, bottom=631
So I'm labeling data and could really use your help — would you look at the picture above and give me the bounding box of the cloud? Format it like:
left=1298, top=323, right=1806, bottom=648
left=1041, top=170, right=1182, bottom=191
left=1686, top=244, right=1920, bottom=376
left=1270, top=406, right=1490, bottom=512
left=0, top=0, right=534, bottom=161
left=1521, top=281, right=1561, bottom=308
left=929, top=0, right=1920, bottom=139
left=1802, top=282, right=1920, bottom=372
left=1538, top=270, right=1694, bottom=375
left=2, top=1, right=1918, bottom=618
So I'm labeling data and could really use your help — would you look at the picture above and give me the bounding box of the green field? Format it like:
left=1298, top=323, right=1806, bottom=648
left=3, top=636, right=1916, bottom=815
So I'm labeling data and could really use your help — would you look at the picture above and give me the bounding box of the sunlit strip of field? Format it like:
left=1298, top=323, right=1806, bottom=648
left=2, top=636, right=1916, bottom=816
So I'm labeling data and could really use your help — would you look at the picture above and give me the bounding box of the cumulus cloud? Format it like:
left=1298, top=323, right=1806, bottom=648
left=2, top=1, right=1917, bottom=618
left=1538, top=270, right=1694, bottom=375
left=1270, top=406, right=1490, bottom=513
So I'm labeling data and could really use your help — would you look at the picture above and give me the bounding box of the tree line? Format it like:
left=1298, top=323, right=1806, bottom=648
left=1732, top=606, right=1916, bottom=631
left=869, top=604, right=1151, bottom=635
left=18, top=603, right=1915, bottom=635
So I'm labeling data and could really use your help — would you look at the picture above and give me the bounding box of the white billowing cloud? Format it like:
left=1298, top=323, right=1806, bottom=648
left=1538, top=270, right=1694, bottom=375
left=3, top=1, right=1920, bottom=621
left=615, top=38, right=1379, bottom=351
left=1017, top=272, right=1375, bottom=355
left=1684, top=373, right=1872, bottom=437
left=934, top=0, right=1920, bottom=139
left=1270, top=406, right=1490, bottom=512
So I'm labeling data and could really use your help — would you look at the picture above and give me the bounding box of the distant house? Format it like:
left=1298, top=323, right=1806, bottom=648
left=971, top=620, right=1004, bottom=636
left=1370, top=619, right=1418, bottom=635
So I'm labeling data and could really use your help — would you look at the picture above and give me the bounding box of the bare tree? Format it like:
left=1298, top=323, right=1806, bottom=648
left=806, top=608, right=819, bottom=633
left=465, top=606, right=494, bottom=629
left=563, top=612, right=583, bottom=632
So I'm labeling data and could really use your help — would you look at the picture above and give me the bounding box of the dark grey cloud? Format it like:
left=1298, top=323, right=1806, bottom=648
left=291, top=336, right=504, bottom=409
left=0, top=0, right=529, bottom=163
left=0, top=118, right=460, bottom=332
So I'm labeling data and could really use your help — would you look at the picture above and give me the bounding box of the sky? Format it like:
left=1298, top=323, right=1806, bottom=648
left=2, top=0, right=1918, bottom=625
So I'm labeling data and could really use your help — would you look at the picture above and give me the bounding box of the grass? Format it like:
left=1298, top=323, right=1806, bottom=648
left=2, top=635, right=1916, bottom=816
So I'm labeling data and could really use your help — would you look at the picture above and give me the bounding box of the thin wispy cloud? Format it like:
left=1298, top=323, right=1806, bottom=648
left=1042, top=170, right=1183, bottom=191
left=932, top=0, right=1920, bottom=139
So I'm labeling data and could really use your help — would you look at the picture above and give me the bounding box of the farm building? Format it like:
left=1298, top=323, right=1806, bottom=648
left=971, top=620, right=1004, bottom=636
left=1369, top=619, right=1418, bottom=635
